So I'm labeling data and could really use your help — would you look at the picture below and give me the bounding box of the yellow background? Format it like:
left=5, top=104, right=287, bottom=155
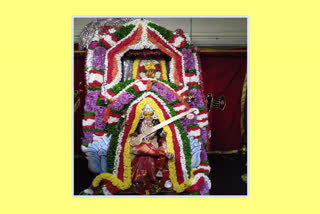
left=1, top=0, right=320, bottom=213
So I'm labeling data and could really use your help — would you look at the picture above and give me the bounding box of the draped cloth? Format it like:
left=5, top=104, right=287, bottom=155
left=131, top=153, right=157, bottom=183
left=200, top=52, right=247, bottom=151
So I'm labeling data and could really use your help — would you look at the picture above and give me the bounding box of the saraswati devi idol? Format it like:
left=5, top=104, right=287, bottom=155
left=80, top=18, right=211, bottom=195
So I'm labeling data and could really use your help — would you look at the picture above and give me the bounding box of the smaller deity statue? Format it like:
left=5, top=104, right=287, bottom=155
left=144, top=61, right=156, bottom=78
left=129, top=103, right=174, bottom=194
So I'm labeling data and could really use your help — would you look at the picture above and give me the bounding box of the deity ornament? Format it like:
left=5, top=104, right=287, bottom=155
left=144, top=61, right=156, bottom=78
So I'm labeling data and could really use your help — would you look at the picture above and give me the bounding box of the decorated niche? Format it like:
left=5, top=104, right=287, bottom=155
left=80, top=18, right=211, bottom=195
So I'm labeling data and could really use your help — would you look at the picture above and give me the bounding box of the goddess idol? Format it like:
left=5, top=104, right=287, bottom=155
left=129, top=102, right=173, bottom=194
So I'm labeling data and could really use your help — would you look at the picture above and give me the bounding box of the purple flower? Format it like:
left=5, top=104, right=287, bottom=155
left=88, top=90, right=101, bottom=96
left=190, top=89, right=204, bottom=107
left=84, top=103, right=95, bottom=112
left=92, top=47, right=107, bottom=70
left=181, top=48, right=195, bottom=70
left=84, top=91, right=100, bottom=112
left=118, top=92, right=135, bottom=105
left=199, top=181, right=210, bottom=195
left=83, top=131, right=94, bottom=144
left=95, top=106, right=106, bottom=117
left=200, top=145, right=208, bottom=160
left=165, top=91, right=176, bottom=102
left=111, top=100, right=124, bottom=111
left=180, top=116, right=198, bottom=133
left=152, top=83, right=176, bottom=102
left=95, top=117, right=106, bottom=130
left=200, top=127, right=208, bottom=143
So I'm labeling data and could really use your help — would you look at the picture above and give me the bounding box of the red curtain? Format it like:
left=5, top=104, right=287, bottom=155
left=200, top=52, right=247, bottom=151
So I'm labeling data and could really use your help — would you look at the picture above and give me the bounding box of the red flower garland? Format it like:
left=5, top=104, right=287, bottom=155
left=117, top=102, right=138, bottom=181
left=186, top=177, right=204, bottom=192
left=107, top=25, right=143, bottom=83
left=147, top=29, right=184, bottom=85
left=102, top=179, right=121, bottom=194
left=114, top=94, right=186, bottom=185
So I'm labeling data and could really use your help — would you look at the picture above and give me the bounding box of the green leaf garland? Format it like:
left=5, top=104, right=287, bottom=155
left=148, top=23, right=173, bottom=41
left=114, top=24, right=136, bottom=41
left=84, top=111, right=95, bottom=117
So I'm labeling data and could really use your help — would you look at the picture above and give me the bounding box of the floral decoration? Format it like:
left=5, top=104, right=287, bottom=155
left=81, top=19, right=211, bottom=195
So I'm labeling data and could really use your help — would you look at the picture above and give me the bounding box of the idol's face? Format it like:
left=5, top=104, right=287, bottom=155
left=143, top=111, right=154, bottom=121
left=145, top=61, right=155, bottom=70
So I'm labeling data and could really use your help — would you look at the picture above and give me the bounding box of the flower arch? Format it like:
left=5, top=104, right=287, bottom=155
left=94, top=94, right=197, bottom=193
left=102, top=20, right=186, bottom=89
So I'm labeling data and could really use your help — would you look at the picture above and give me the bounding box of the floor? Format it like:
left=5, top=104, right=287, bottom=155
left=73, top=153, right=247, bottom=196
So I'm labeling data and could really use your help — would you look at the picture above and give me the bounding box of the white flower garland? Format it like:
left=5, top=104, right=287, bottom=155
left=192, top=51, right=201, bottom=84
left=188, top=75, right=199, bottom=83
left=188, top=129, right=201, bottom=138
left=113, top=126, right=125, bottom=177
left=85, top=49, right=94, bottom=84
left=198, top=164, right=211, bottom=172
left=82, top=118, right=95, bottom=126
left=107, top=116, right=120, bottom=125
left=174, top=125, right=190, bottom=181
left=197, top=112, right=208, bottom=121
left=198, top=120, right=208, bottom=128
left=88, top=72, right=104, bottom=84
left=173, top=104, right=186, bottom=112
left=168, top=59, right=175, bottom=83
